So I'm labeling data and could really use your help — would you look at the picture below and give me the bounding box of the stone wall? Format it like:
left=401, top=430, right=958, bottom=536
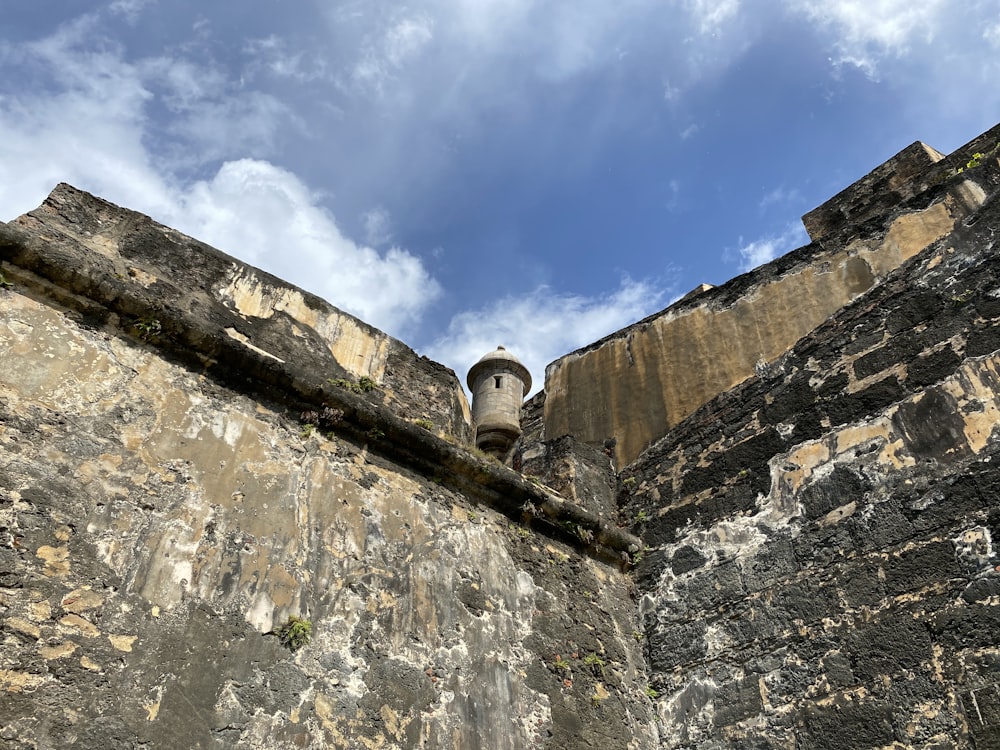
left=544, top=125, right=1000, bottom=468
left=623, top=151, right=1000, bottom=748
left=5, top=184, right=474, bottom=446
left=0, top=189, right=650, bottom=749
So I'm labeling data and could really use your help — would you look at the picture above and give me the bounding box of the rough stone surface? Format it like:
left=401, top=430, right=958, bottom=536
left=624, top=146, right=1000, bottom=748
left=802, top=140, right=946, bottom=242
left=5, top=183, right=474, bottom=445
left=0, top=278, right=653, bottom=749
left=0, top=189, right=650, bottom=749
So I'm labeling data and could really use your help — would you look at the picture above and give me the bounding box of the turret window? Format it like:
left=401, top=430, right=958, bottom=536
left=494, top=376, right=502, bottom=388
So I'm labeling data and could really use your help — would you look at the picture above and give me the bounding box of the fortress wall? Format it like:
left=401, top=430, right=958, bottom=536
left=5, top=184, right=474, bottom=446
left=0, top=191, right=652, bottom=749
left=622, top=172, right=1000, bottom=748
left=543, top=130, right=999, bottom=468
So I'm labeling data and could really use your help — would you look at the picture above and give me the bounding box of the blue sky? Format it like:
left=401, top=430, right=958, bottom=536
left=2, top=0, right=998, bottom=393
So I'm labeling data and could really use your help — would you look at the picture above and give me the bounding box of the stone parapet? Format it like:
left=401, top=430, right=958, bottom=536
left=3, top=183, right=474, bottom=444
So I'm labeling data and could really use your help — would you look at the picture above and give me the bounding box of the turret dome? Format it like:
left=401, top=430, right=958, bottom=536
left=467, top=346, right=531, bottom=396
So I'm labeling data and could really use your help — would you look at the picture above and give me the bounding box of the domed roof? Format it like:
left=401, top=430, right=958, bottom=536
left=472, top=345, right=526, bottom=368
left=467, top=346, right=532, bottom=393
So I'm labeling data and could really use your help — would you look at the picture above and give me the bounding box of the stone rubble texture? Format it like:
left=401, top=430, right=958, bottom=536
left=1, top=120, right=1000, bottom=749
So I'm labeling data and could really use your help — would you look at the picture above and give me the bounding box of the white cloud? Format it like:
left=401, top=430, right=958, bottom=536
left=785, top=0, right=947, bottom=75
left=0, top=11, right=440, bottom=340
left=425, top=277, right=674, bottom=395
left=759, top=186, right=802, bottom=211
left=686, top=0, right=742, bottom=34
left=449, top=0, right=533, bottom=45
left=781, top=0, right=1000, bottom=147
left=108, top=0, right=155, bottom=24
left=361, top=207, right=393, bottom=247
left=324, top=0, right=755, bottom=108
left=0, top=17, right=171, bottom=219
left=348, top=11, right=435, bottom=95
left=732, top=222, right=809, bottom=272
left=680, top=123, right=700, bottom=140
left=984, top=21, right=1000, bottom=48
left=172, top=161, right=440, bottom=337
left=242, top=36, right=329, bottom=82
left=139, top=56, right=226, bottom=108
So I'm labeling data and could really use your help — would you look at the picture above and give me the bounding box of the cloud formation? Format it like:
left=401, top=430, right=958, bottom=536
left=425, top=277, right=674, bottom=396
left=734, top=223, right=810, bottom=272
left=175, top=160, right=442, bottom=336
left=787, top=0, right=947, bottom=74
left=0, top=8, right=441, bottom=339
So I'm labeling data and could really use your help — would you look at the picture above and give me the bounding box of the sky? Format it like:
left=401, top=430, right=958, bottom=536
left=2, top=0, right=998, bottom=395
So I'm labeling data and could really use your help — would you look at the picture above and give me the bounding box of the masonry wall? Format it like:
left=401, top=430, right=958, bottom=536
left=623, top=153, right=1000, bottom=748
left=544, top=124, right=1000, bottom=468
left=5, top=184, right=475, bottom=447
left=0, top=189, right=652, bottom=749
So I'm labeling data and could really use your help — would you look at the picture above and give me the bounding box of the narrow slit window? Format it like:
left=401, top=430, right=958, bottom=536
left=494, top=376, right=502, bottom=388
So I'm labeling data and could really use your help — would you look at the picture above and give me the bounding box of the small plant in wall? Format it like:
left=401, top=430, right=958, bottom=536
left=552, top=655, right=571, bottom=673
left=630, top=546, right=650, bottom=566
left=953, top=141, right=999, bottom=175
left=277, top=615, right=312, bottom=651
left=328, top=376, right=378, bottom=394
left=132, top=316, right=162, bottom=341
left=574, top=524, right=595, bottom=544
left=951, top=289, right=974, bottom=307
left=547, top=549, right=570, bottom=565
left=299, top=406, right=344, bottom=439
left=0, top=271, right=13, bottom=289
left=582, top=652, right=606, bottom=676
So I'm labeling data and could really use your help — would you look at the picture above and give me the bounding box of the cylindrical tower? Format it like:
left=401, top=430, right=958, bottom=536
left=467, top=346, right=532, bottom=457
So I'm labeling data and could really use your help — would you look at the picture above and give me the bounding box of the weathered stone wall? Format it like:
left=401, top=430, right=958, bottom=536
left=623, top=155, right=1000, bottom=747
left=0, top=190, right=651, bottom=749
left=544, top=127, right=1000, bottom=468
left=801, top=140, right=947, bottom=242
left=5, top=184, right=474, bottom=445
